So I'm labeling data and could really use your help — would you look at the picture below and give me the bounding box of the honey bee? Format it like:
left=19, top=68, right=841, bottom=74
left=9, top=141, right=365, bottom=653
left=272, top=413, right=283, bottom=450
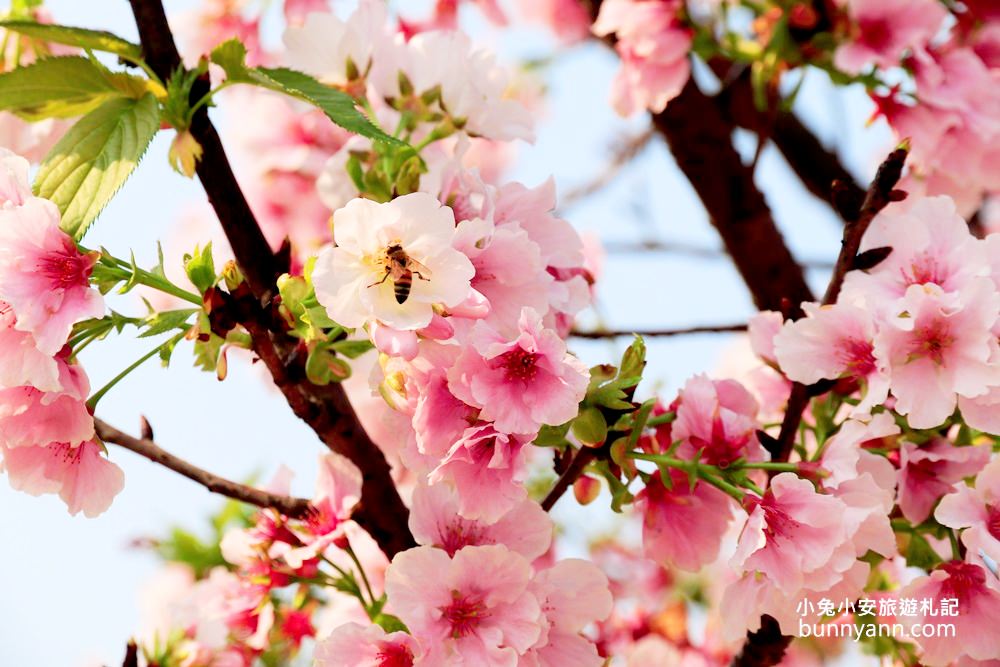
left=369, top=243, right=431, bottom=304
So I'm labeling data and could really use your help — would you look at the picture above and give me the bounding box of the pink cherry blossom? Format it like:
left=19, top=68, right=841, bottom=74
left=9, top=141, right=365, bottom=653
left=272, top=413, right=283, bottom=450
left=898, top=439, right=991, bottom=523
left=842, top=196, right=990, bottom=306
left=409, top=482, right=552, bottom=560
left=877, top=280, right=999, bottom=429
left=959, top=386, right=1000, bottom=436
left=525, top=559, right=613, bottom=667
left=833, top=0, right=947, bottom=75
left=448, top=308, right=589, bottom=436
left=516, top=0, right=592, bottom=44
left=0, top=197, right=104, bottom=355
left=284, top=452, right=362, bottom=568
left=314, top=621, right=421, bottom=667
left=936, top=457, right=1000, bottom=565
left=672, top=374, right=766, bottom=467
left=898, top=561, right=1000, bottom=666
left=312, top=193, right=475, bottom=331
left=0, top=147, right=32, bottom=207
left=0, top=303, right=60, bottom=392
left=0, top=357, right=93, bottom=450
left=455, top=217, right=553, bottom=337
left=593, top=0, right=693, bottom=116
left=427, top=423, right=529, bottom=523
left=635, top=468, right=738, bottom=572
left=384, top=544, right=543, bottom=665
left=774, top=302, right=890, bottom=414
left=731, top=473, right=851, bottom=595
left=747, top=310, right=783, bottom=366
left=176, top=0, right=263, bottom=67
left=3, top=440, right=124, bottom=518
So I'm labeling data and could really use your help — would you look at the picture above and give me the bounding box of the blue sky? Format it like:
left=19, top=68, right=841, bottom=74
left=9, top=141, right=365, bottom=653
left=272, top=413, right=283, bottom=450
left=0, top=1, right=892, bottom=664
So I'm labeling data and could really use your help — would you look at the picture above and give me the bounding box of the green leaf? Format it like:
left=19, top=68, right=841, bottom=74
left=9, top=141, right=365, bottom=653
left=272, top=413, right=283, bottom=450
left=571, top=407, right=608, bottom=447
left=619, top=335, right=647, bottom=381
left=0, top=21, right=142, bottom=59
left=209, top=40, right=400, bottom=145
left=261, top=67, right=400, bottom=144
left=35, top=93, right=160, bottom=239
left=373, top=613, right=409, bottom=634
left=902, top=532, right=942, bottom=570
left=183, top=243, right=217, bottom=294
left=0, top=56, right=129, bottom=120
left=331, top=339, right=374, bottom=359
left=139, top=309, right=197, bottom=338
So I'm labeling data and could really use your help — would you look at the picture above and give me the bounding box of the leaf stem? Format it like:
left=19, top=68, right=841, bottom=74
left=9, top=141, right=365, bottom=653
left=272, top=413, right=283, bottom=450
left=86, top=330, right=187, bottom=409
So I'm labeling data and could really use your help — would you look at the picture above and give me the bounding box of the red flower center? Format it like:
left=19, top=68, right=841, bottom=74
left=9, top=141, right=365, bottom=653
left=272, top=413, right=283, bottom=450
left=987, top=505, right=1000, bottom=542
left=38, top=242, right=94, bottom=290
left=376, top=643, right=415, bottom=667
left=441, top=591, right=488, bottom=638
left=500, top=347, right=539, bottom=382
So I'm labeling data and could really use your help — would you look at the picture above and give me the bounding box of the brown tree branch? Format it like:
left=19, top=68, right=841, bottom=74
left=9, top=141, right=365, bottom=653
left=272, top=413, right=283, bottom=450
left=126, top=0, right=415, bottom=557
left=572, top=323, right=747, bottom=339
left=713, top=66, right=868, bottom=217
left=603, top=239, right=836, bottom=269
left=652, top=76, right=815, bottom=312
left=771, top=146, right=907, bottom=462
left=95, top=418, right=313, bottom=517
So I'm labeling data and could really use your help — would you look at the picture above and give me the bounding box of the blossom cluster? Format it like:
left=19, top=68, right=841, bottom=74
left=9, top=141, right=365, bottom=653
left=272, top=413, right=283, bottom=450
left=0, top=149, right=122, bottom=517
left=591, top=0, right=1000, bottom=216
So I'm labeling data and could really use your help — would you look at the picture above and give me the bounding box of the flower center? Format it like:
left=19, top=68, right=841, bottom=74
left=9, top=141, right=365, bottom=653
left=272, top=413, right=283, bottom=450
left=987, top=505, right=1000, bottom=542
left=37, top=243, right=93, bottom=290
left=500, top=347, right=539, bottom=382
left=441, top=591, right=488, bottom=638
left=376, top=643, right=415, bottom=667
left=910, top=322, right=954, bottom=365
left=840, top=337, right=877, bottom=378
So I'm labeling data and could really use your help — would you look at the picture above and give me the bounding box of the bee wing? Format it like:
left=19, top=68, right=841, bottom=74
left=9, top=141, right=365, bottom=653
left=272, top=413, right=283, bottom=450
left=408, top=257, right=432, bottom=278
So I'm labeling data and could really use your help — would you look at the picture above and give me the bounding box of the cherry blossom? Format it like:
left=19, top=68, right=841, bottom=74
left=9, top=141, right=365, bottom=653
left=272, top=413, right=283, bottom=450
left=898, top=439, right=991, bottom=524
left=899, top=561, right=1000, bottom=666
left=936, top=457, right=1000, bottom=565
left=312, top=193, right=475, bottom=330
left=592, top=0, right=693, bottom=116
left=0, top=198, right=104, bottom=356
left=447, top=308, right=589, bottom=436
left=833, top=0, right=947, bottom=75
left=315, top=622, right=421, bottom=667
left=636, top=468, right=738, bottom=572
left=384, top=545, right=543, bottom=665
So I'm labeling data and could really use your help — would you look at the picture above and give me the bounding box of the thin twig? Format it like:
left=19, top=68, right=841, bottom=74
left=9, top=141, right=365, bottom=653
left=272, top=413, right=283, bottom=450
left=771, top=146, right=908, bottom=463
left=572, top=323, right=747, bottom=339
left=95, top=418, right=313, bottom=518
left=602, top=240, right=836, bottom=269
left=559, top=129, right=655, bottom=209
left=541, top=447, right=596, bottom=511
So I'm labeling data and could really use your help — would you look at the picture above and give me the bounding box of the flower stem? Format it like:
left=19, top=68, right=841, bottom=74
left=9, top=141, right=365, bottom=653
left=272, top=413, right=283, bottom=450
left=86, top=330, right=187, bottom=410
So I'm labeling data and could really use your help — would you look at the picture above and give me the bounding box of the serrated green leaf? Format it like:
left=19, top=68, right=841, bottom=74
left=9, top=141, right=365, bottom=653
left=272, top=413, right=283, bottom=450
left=35, top=93, right=160, bottom=239
left=0, top=20, right=142, bottom=59
left=139, top=309, right=197, bottom=338
left=0, top=56, right=127, bottom=120
left=260, top=67, right=400, bottom=144
left=209, top=40, right=399, bottom=145
left=902, top=532, right=942, bottom=570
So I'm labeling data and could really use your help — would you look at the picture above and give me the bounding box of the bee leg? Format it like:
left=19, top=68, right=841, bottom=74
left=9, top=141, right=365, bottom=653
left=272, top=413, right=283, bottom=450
left=413, top=271, right=430, bottom=282
left=367, top=272, right=391, bottom=288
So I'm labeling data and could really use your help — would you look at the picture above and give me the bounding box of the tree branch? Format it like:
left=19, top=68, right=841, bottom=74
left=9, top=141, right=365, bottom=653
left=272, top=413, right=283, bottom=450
left=652, top=76, right=815, bottom=312
left=714, top=67, right=868, bottom=218
left=127, top=0, right=416, bottom=558
left=771, top=146, right=907, bottom=462
left=572, top=323, right=747, bottom=339
left=602, top=239, right=836, bottom=269
left=95, top=418, right=313, bottom=518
